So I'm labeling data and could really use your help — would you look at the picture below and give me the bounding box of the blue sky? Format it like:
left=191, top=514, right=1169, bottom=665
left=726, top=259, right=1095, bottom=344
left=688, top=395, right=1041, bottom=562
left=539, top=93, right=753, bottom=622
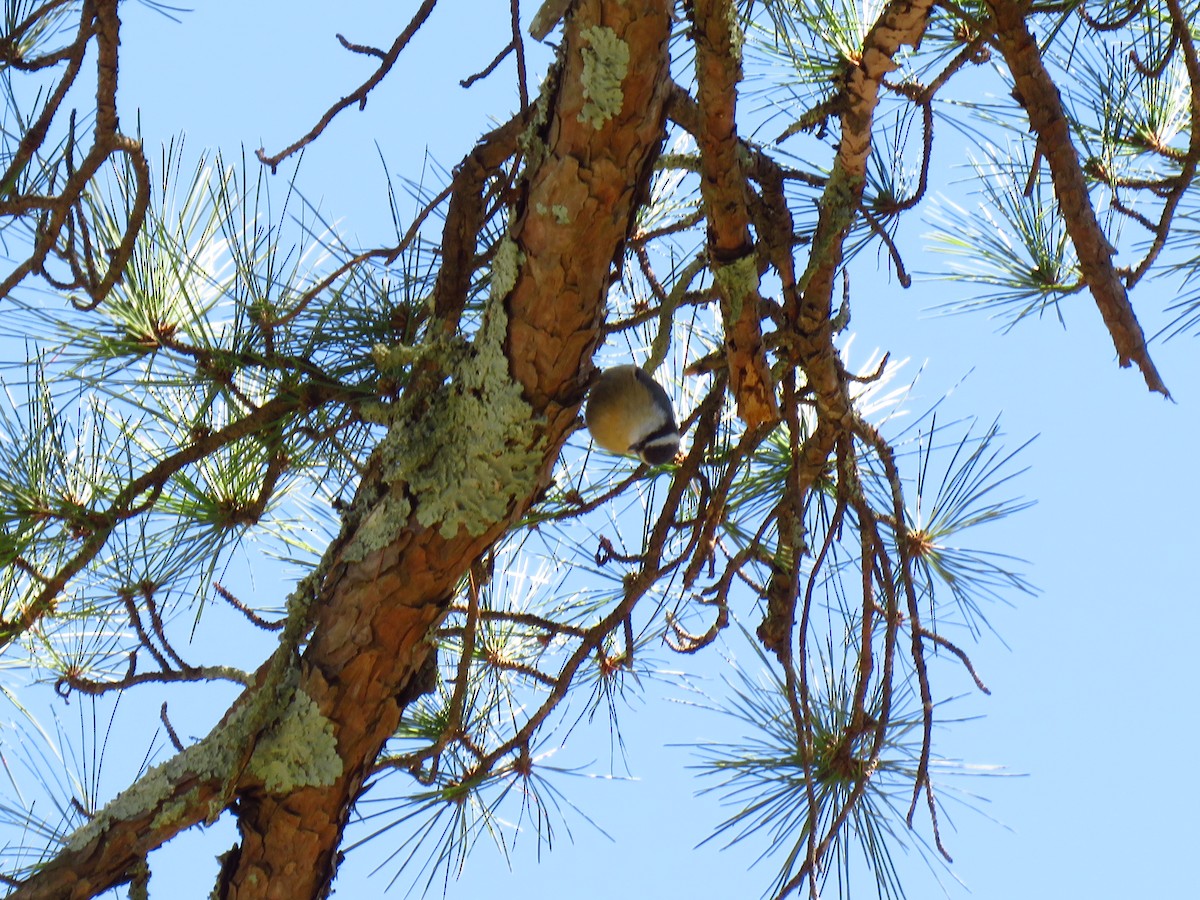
left=12, top=2, right=1200, bottom=897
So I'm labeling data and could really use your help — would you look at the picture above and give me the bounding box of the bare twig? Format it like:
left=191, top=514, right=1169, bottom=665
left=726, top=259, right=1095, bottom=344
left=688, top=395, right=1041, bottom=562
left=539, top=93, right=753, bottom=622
left=213, top=583, right=286, bottom=631
left=160, top=703, right=185, bottom=752
left=256, top=0, right=440, bottom=171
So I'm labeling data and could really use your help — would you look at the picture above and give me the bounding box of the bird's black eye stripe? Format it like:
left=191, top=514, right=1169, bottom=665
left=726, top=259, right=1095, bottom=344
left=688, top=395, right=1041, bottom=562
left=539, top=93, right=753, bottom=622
left=636, top=422, right=678, bottom=447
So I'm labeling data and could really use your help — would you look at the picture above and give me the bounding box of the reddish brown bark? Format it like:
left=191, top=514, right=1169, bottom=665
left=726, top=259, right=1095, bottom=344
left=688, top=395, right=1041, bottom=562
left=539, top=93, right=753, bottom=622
left=8, top=2, right=673, bottom=899
left=219, top=3, right=674, bottom=898
left=796, top=0, right=936, bottom=423
left=692, top=0, right=779, bottom=428
left=986, top=0, right=1169, bottom=396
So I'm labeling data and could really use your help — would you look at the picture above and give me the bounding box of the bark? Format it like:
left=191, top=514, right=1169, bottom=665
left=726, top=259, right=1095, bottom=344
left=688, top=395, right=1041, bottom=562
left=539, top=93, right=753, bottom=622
left=986, top=0, right=1170, bottom=396
left=223, top=2, right=673, bottom=896
left=795, top=0, right=936, bottom=424
left=8, top=1, right=674, bottom=898
left=692, top=0, right=779, bottom=428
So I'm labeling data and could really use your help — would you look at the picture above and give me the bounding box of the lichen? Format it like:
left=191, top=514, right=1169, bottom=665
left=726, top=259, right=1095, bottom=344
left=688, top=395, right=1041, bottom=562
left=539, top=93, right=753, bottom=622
left=128, top=859, right=150, bottom=900
left=66, top=764, right=172, bottom=852
left=713, top=253, right=759, bottom=321
left=372, top=341, right=421, bottom=372
left=283, top=558, right=329, bottom=631
left=578, top=25, right=630, bottom=129
left=726, top=1, right=745, bottom=62
left=381, top=300, right=543, bottom=539
left=535, top=202, right=572, bottom=224
left=149, top=789, right=197, bottom=832
left=65, top=696, right=256, bottom=852
left=490, top=238, right=525, bottom=299
left=358, top=400, right=394, bottom=427
left=342, top=491, right=412, bottom=563
left=340, top=238, right=542, bottom=549
left=61, top=568, right=345, bottom=855
left=518, top=59, right=559, bottom=172
left=798, top=164, right=862, bottom=294
left=248, top=686, right=343, bottom=794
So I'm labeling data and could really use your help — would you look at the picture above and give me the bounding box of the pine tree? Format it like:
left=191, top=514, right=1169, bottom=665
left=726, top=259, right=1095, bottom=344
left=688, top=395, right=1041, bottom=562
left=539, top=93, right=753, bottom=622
left=0, top=1, right=1187, bottom=898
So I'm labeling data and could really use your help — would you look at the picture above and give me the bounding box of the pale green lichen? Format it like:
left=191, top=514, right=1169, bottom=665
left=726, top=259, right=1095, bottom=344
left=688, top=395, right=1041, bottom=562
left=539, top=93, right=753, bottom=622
left=64, top=651, right=329, bottom=853
left=518, top=51, right=562, bottom=171
left=713, top=253, right=759, bottom=321
left=798, top=164, right=861, bottom=294
left=338, top=233, right=541, bottom=555
left=149, top=789, right=197, bottom=832
left=283, top=556, right=331, bottom=631
left=490, top=237, right=525, bottom=299
left=358, top=400, right=395, bottom=427
left=535, top=202, right=572, bottom=224
left=578, top=25, right=629, bottom=129
left=372, top=341, right=422, bottom=372
left=655, top=152, right=702, bottom=174
left=726, top=1, right=745, bottom=62
left=128, top=859, right=150, bottom=900
left=340, top=240, right=542, bottom=549
left=63, top=567, right=342, bottom=854
left=381, top=301, right=543, bottom=539
left=343, top=491, right=412, bottom=562
left=65, top=693, right=258, bottom=852
left=67, top=765, right=171, bottom=852
left=518, top=102, right=550, bottom=172
left=247, top=686, right=343, bottom=794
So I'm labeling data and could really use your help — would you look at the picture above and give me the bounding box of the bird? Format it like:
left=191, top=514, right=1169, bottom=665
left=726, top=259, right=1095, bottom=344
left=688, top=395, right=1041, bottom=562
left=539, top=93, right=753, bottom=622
left=585, top=365, right=680, bottom=465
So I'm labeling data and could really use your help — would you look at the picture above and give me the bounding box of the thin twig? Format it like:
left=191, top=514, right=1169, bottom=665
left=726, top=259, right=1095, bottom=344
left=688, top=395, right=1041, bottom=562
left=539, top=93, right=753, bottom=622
left=160, top=703, right=185, bottom=752
left=256, top=0, right=440, bottom=171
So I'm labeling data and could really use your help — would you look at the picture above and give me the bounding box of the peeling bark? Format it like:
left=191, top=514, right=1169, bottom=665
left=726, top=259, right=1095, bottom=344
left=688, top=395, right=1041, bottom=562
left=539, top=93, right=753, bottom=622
left=7, top=3, right=673, bottom=899
left=691, top=0, right=779, bottom=428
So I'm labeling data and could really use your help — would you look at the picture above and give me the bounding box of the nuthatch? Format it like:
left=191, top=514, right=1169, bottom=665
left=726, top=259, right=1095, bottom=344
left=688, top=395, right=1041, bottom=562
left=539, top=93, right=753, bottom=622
left=585, top=365, right=680, bottom=465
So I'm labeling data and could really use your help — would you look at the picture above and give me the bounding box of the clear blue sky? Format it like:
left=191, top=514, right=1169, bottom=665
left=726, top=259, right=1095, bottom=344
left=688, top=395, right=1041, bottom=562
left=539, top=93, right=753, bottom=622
left=20, top=2, right=1200, bottom=897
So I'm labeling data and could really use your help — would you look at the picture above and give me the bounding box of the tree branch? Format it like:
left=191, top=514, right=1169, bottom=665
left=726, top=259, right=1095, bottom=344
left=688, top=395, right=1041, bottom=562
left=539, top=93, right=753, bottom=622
left=216, top=1, right=676, bottom=896
left=689, top=0, right=779, bottom=428
left=256, top=0, right=440, bottom=171
left=986, top=0, right=1170, bottom=396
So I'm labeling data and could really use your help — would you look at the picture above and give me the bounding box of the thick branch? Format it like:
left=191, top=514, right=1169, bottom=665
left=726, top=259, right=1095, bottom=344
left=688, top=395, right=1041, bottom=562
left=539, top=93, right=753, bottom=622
left=986, top=0, right=1169, bottom=396
left=690, top=0, right=779, bottom=428
left=217, top=2, right=675, bottom=898
left=795, top=0, right=936, bottom=424
left=776, top=4, right=938, bottom=894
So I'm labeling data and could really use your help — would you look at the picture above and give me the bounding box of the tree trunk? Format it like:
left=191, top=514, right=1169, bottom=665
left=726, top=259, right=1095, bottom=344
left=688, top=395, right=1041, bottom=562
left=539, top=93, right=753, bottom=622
left=215, top=0, right=675, bottom=897
left=8, top=2, right=673, bottom=898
